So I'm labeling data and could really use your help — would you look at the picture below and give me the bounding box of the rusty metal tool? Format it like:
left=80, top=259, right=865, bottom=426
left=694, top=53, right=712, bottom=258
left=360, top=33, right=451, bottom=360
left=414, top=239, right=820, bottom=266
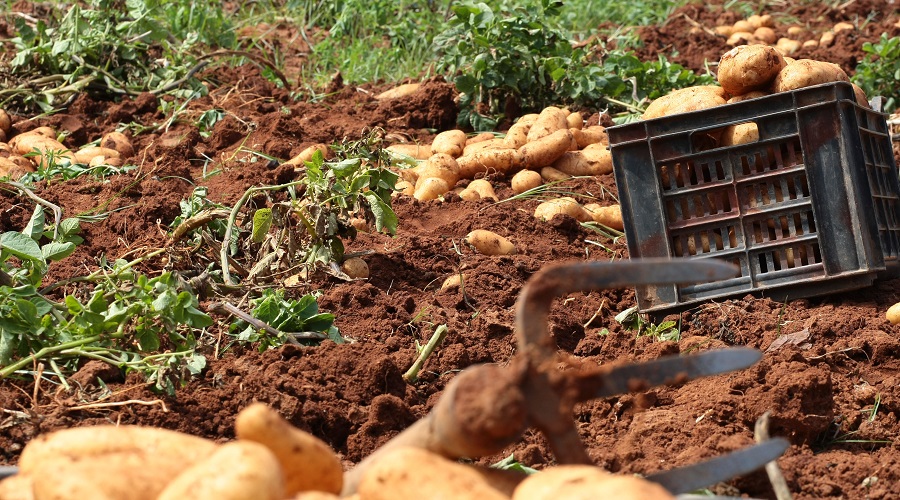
left=342, top=258, right=786, bottom=495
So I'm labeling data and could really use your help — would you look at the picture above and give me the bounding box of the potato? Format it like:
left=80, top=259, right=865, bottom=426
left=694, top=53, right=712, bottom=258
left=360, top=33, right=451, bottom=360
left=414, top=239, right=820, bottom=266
left=566, top=111, right=584, bottom=130
left=833, top=21, right=854, bottom=33
left=503, top=117, right=535, bottom=149
left=571, top=125, right=608, bottom=148
left=852, top=83, right=870, bottom=109
left=727, top=31, right=755, bottom=46
left=394, top=180, right=415, bottom=197
left=552, top=146, right=612, bottom=176
left=457, top=148, right=524, bottom=179
left=459, top=179, right=498, bottom=202
left=775, top=38, right=802, bottom=55
left=9, top=133, right=73, bottom=168
left=342, top=257, right=370, bottom=279
left=414, top=153, right=460, bottom=188
left=887, top=302, right=900, bottom=325
left=100, top=131, right=134, bottom=159
left=29, top=127, right=56, bottom=139
left=358, top=447, right=510, bottom=500
left=786, top=26, right=806, bottom=39
left=642, top=86, right=726, bottom=120
left=31, top=453, right=165, bottom=500
left=19, top=425, right=217, bottom=474
left=414, top=177, right=451, bottom=201
left=732, top=20, right=754, bottom=33
left=466, top=132, right=495, bottom=145
left=285, top=143, right=329, bottom=167
left=727, top=90, right=768, bottom=103
left=540, top=166, right=571, bottom=182
left=0, top=474, right=34, bottom=500
left=157, top=441, right=284, bottom=500
left=820, top=30, right=835, bottom=47
left=520, top=129, right=576, bottom=169
left=88, top=156, right=124, bottom=168
left=465, top=229, right=516, bottom=256
left=431, top=129, right=467, bottom=158
left=535, top=197, right=593, bottom=223
left=513, top=468, right=672, bottom=500
left=0, top=129, right=6, bottom=143
left=0, top=109, right=10, bottom=134
left=0, top=157, right=34, bottom=179
left=802, top=40, right=818, bottom=49
left=512, top=465, right=611, bottom=500
left=526, top=106, right=569, bottom=142
left=375, top=83, right=420, bottom=100
left=717, top=44, right=786, bottom=96
left=771, top=59, right=849, bottom=92
left=463, top=138, right=506, bottom=156
left=511, top=169, right=543, bottom=194
left=584, top=203, right=624, bottom=230
left=714, top=25, right=735, bottom=37
left=753, top=26, right=777, bottom=44
left=73, top=146, right=120, bottom=165
left=720, top=122, right=759, bottom=146
left=235, top=402, right=343, bottom=496
left=290, top=493, right=341, bottom=500
left=440, top=273, right=466, bottom=291
left=386, top=143, right=432, bottom=160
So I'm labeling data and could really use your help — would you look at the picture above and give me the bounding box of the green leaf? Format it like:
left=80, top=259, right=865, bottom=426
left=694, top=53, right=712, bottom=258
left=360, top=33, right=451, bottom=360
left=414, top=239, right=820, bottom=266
left=42, top=241, right=76, bottom=261
left=363, top=191, right=398, bottom=235
left=251, top=208, right=273, bottom=243
left=59, top=218, right=81, bottom=237
left=184, top=353, right=206, bottom=375
left=1, top=231, right=45, bottom=264
left=23, top=205, right=45, bottom=241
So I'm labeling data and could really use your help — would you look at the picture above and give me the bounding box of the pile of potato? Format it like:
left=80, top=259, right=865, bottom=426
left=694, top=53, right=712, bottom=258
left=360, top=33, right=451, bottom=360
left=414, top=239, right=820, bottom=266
left=713, top=13, right=856, bottom=55
left=0, top=402, right=675, bottom=499
left=0, top=112, right=134, bottom=179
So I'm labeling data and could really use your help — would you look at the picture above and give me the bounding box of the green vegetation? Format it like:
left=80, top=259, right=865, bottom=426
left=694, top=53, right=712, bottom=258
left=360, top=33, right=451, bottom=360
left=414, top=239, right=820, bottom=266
left=615, top=306, right=681, bottom=341
left=853, top=33, right=900, bottom=113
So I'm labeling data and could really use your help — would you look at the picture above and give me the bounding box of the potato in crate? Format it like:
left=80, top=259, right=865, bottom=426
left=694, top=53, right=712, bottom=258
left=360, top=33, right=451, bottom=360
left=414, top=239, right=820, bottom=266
left=609, top=81, right=900, bottom=315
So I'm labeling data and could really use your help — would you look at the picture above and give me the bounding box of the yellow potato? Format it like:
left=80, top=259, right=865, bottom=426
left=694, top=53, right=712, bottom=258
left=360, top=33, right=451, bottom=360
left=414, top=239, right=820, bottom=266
left=285, top=144, right=329, bottom=167
left=512, top=465, right=611, bottom=500
left=100, top=131, right=134, bottom=159
left=394, top=180, right=415, bottom=197
left=465, top=229, right=516, bottom=256
left=526, top=106, right=569, bottom=142
left=414, top=153, right=460, bottom=189
left=753, top=26, right=777, bottom=44
left=566, top=111, right=584, bottom=130
left=511, top=169, right=543, bottom=194
left=732, top=20, right=754, bottom=33
left=0, top=108, right=10, bottom=133
left=157, top=441, right=284, bottom=500
left=73, top=146, right=120, bottom=165
left=456, top=148, right=524, bottom=179
left=552, top=146, right=612, bottom=176
left=235, top=402, right=343, bottom=496
left=539, top=166, right=570, bottom=183
left=342, top=257, right=370, bottom=279
left=717, top=44, right=786, bottom=96
left=413, top=177, right=451, bottom=201
left=771, top=59, right=849, bottom=92
left=466, top=132, right=496, bottom=145
left=459, top=179, right=498, bottom=201
left=535, top=197, right=593, bottom=223
left=386, top=143, right=432, bottom=160
left=726, top=90, right=769, bottom=103
left=520, top=129, right=576, bottom=169
left=571, top=125, right=608, bottom=148
left=31, top=453, right=165, bottom=500
left=0, top=474, right=34, bottom=500
left=0, top=156, right=35, bottom=179
left=440, top=273, right=466, bottom=291
left=727, top=31, right=755, bottom=46
left=775, top=38, right=802, bottom=55
left=504, top=116, right=536, bottom=149
left=584, top=203, right=625, bottom=230
left=463, top=138, right=506, bottom=156
left=88, top=155, right=124, bottom=168
left=786, top=26, right=806, bottom=39
left=820, top=30, right=835, bottom=47
left=431, top=129, right=467, bottom=158
left=642, top=86, right=727, bottom=120
left=886, top=302, right=900, bottom=325
left=375, top=83, right=420, bottom=100
left=833, top=21, right=855, bottom=33
left=802, top=39, right=818, bottom=49
left=852, top=83, right=870, bottom=109
left=715, top=25, right=735, bottom=37
left=513, top=467, right=672, bottom=500
left=720, top=122, right=759, bottom=146
left=8, top=133, right=73, bottom=168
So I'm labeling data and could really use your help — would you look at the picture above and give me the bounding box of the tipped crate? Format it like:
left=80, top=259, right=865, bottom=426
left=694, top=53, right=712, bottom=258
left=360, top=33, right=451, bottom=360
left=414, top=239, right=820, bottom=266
left=609, top=82, right=900, bottom=315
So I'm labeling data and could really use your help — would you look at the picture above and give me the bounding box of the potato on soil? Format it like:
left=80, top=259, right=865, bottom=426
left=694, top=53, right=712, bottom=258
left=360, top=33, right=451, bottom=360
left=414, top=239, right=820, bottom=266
left=466, top=132, right=496, bottom=145
left=235, top=402, right=344, bottom=495
left=0, top=157, right=34, bottom=179
left=414, top=153, right=460, bottom=188
left=386, top=143, right=432, bottom=160
left=566, top=111, right=583, bottom=129
left=9, top=133, right=73, bottom=168
left=714, top=25, right=734, bottom=37
left=431, top=129, right=467, bottom=158
left=535, top=197, right=593, bottom=223
left=720, top=122, right=759, bottom=146
left=820, top=30, right=835, bottom=47
left=886, top=301, right=900, bottom=325
left=357, top=447, right=511, bottom=500
left=511, top=169, right=543, bottom=194
left=512, top=465, right=610, bottom=500
left=775, top=38, right=801, bottom=55
left=440, top=273, right=467, bottom=291
left=465, top=229, right=516, bottom=256
left=394, top=180, right=415, bottom=197
left=342, top=257, right=370, bottom=279
left=503, top=118, right=534, bottom=149
left=584, top=203, right=624, bottom=230
left=642, top=86, right=726, bottom=120
left=89, top=155, right=124, bottom=168
left=753, top=26, right=777, bottom=44
left=413, top=177, right=451, bottom=201
left=520, top=128, right=576, bottom=169
left=375, top=83, right=420, bottom=100
left=157, top=441, right=284, bottom=500
left=833, top=21, right=854, bottom=33
left=540, top=166, right=571, bottom=182
left=571, top=125, right=607, bottom=148
left=457, top=148, right=524, bottom=179
left=30, top=453, right=171, bottom=500
left=771, top=59, right=849, bottom=92
left=0, top=109, right=10, bottom=133
left=459, top=179, right=498, bottom=202
left=717, top=44, right=786, bottom=96
left=100, top=131, right=134, bottom=159
left=285, top=143, right=329, bottom=167
left=552, top=146, right=612, bottom=176
left=526, top=106, right=569, bottom=142
left=726, top=31, right=755, bottom=46
left=513, top=467, right=673, bottom=500
left=73, top=146, right=120, bottom=165
left=463, top=138, right=506, bottom=156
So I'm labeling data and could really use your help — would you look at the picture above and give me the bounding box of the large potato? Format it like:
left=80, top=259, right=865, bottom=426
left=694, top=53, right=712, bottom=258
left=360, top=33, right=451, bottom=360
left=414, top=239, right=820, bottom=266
left=717, top=44, right=786, bottom=96
left=771, top=59, right=849, bottom=92
left=414, top=153, right=460, bottom=189
left=642, top=86, right=727, bottom=120
left=513, top=466, right=673, bottom=500
left=526, top=106, right=569, bottom=142
left=465, top=229, right=516, bottom=255
left=552, top=146, right=612, bottom=176
left=535, top=197, right=593, bottom=223
left=457, top=148, right=524, bottom=179
left=30, top=453, right=166, bottom=500
left=520, top=129, right=576, bottom=169
left=431, top=129, right=467, bottom=158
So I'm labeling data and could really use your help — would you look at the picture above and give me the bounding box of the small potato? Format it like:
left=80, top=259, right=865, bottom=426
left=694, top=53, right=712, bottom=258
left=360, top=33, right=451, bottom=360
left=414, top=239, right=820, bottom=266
left=717, top=44, right=786, bottom=96
left=285, top=143, right=329, bottom=167
left=9, top=133, right=73, bottom=168
left=771, top=59, right=849, bottom=92
left=886, top=302, right=900, bottom=325
left=29, top=127, right=56, bottom=139
left=394, top=180, right=415, bottom=197
left=642, top=86, right=727, bottom=120
left=526, top=106, right=569, bottom=142
left=833, top=21, right=855, bottom=33
left=512, top=465, right=611, bottom=500
left=157, top=441, right=284, bottom=500
left=520, top=129, right=576, bottom=169
left=584, top=203, right=624, bottom=230
left=375, top=83, right=420, bottom=100
left=802, top=39, right=818, bottom=49
left=73, top=146, right=120, bottom=165
left=100, top=131, right=134, bottom=159
left=0, top=108, right=10, bottom=133
left=540, top=166, right=571, bottom=182
left=440, top=273, right=466, bottom=291
left=715, top=25, right=734, bottom=37
left=431, top=129, right=467, bottom=158
left=456, top=148, right=524, bottom=179
left=566, top=111, right=583, bottom=130
left=852, top=83, right=870, bottom=109
left=0, top=129, right=6, bottom=143
left=414, top=153, right=460, bottom=188
left=757, top=14, right=774, bottom=27
left=342, top=257, right=370, bottom=279
left=727, top=31, right=755, bottom=46
left=465, top=229, right=516, bottom=256
left=775, top=38, right=802, bottom=55
left=732, top=20, right=754, bottom=33
left=0, top=157, right=35, bottom=179
left=753, top=26, right=777, bottom=44
left=503, top=118, right=534, bottom=149
left=786, top=26, right=806, bottom=39
left=236, top=403, right=343, bottom=496
left=88, top=156, right=124, bottom=168
left=535, top=197, right=593, bottom=223
left=727, top=90, right=768, bottom=103
left=820, top=30, right=835, bottom=47
left=459, top=179, right=498, bottom=202
left=552, top=146, right=612, bottom=176
left=720, top=122, right=759, bottom=146
left=414, top=177, right=451, bottom=201
left=386, top=143, right=432, bottom=160
left=746, top=14, right=764, bottom=29
left=571, top=125, right=608, bottom=148
left=511, top=169, right=543, bottom=194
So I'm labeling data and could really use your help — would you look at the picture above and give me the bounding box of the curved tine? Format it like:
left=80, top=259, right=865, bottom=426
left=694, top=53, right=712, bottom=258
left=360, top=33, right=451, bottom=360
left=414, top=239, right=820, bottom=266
left=514, top=259, right=738, bottom=357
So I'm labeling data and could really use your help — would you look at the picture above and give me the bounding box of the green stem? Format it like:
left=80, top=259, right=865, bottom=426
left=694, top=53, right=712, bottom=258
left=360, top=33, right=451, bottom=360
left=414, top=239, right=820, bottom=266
left=40, top=248, right=166, bottom=294
left=402, top=324, right=448, bottom=383
left=0, top=335, right=102, bottom=379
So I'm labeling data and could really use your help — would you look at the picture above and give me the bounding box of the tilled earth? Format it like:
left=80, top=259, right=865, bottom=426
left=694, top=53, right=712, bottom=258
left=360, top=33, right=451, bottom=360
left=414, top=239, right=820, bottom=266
left=2, top=1, right=900, bottom=498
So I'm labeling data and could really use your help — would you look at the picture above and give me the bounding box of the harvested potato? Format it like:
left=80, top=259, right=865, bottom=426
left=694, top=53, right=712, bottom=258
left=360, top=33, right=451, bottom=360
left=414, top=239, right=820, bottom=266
left=431, top=129, right=467, bottom=158
left=0, top=473, right=33, bottom=500
left=833, top=21, right=854, bottom=33
left=771, top=59, right=849, bottom=92
left=887, top=302, right=900, bottom=325
left=584, top=203, right=624, bottom=230
left=414, top=153, right=460, bottom=189
left=440, top=273, right=466, bottom=291
left=0, top=129, right=6, bottom=143
left=414, top=177, right=451, bottom=200
left=732, top=20, right=754, bottom=33
left=457, top=149, right=524, bottom=179
left=0, top=109, right=10, bottom=133
left=290, top=493, right=341, bottom=500
left=342, top=257, right=370, bottom=279
left=535, top=197, right=592, bottom=223
left=520, top=129, right=576, bottom=169
left=552, top=146, right=612, bottom=176
left=285, top=144, right=329, bottom=167
left=511, top=169, right=543, bottom=194
left=358, top=447, right=511, bottom=500
left=466, top=132, right=495, bottom=145
left=717, top=44, right=786, bottom=96
left=775, top=38, right=802, bottom=55
left=503, top=119, right=533, bottom=149
left=852, top=83, right=870, bottom=108
left=29, top=127, right=56, bottom=139
left=157, top=441, right=284, bottom=500
left=753, top=26, right=777, bottom=44
left=73, top=146, right=120, bottom=165
left=642, top=86, right=727, bottom=120
left=31, top=453, right=167, bottom=500
left=514, top=467, right=673, bottom=500
left=465, top=229, right=516, bottom=256
left=747, top=14, right=772, bottom=29
left=714, top=25, right=734, bottom=37
left=375, top=83, right=420, bottom=100
left=463, top=138, right=506, bottom=156
left=540, top=166, right=571, bottom=182
left=820, top=30, right=835, bottom=47
left=9, top=133, right=73, bottom=168
left=386, top=143, right=432, bottom=160
left=0, top=156, right=34, bottom=179
left=394, top=180, right=415, bottom=197
left=526, top=106, right=569, bottom=142
left=100, top=131, right=134, bottom=159
left=727, top=31, right=755, bottom=46
left=235, top=402, right=343, bottom=496
left=88, top=156, right=124, bottom=168
left=571, top=125, right=608, bottom=148
left=786, top=26, right=806, bottom=39
left=512, top=465, right=611, bottom=500
left=727, top=90, right=768, bottom=103
left=566, top=111, right=583, bottom=130
left=459, top=179, right=498, bottom=202
left=720, top=122, right=759, bottom=146
left=802, top=40, right=818, bottom=49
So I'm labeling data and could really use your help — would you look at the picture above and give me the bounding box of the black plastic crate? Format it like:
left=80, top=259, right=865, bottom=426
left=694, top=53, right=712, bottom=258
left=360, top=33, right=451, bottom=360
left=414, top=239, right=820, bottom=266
left=609, top=82, right=900, bottom=315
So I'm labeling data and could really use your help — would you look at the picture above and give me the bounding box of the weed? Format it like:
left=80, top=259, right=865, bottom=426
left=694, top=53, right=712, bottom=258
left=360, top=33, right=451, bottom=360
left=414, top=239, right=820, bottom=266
left=615, top=306, right=681, bottom=341
left=853, top=33, right=900, bottom=113
left=229, top=289, right=342, bottom=350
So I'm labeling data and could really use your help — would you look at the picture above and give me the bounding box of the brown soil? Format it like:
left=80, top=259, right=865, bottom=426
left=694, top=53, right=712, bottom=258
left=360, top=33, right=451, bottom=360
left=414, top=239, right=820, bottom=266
left=2, top=2, right=900, bottom=499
